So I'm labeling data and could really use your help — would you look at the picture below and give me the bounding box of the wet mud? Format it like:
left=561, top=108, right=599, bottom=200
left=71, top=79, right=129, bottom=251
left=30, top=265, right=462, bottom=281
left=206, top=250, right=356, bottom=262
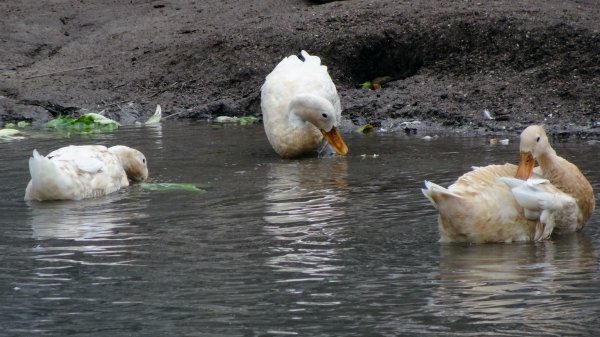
left=1, top=0, right=599, bottom=137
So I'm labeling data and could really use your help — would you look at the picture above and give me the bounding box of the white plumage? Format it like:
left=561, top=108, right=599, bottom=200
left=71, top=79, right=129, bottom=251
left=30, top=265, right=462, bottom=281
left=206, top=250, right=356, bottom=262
left=499, top=177, right=578, bottom=230
left=261, top=50, right=348, bottom=158
left=24, top=145, right=148, bottom=201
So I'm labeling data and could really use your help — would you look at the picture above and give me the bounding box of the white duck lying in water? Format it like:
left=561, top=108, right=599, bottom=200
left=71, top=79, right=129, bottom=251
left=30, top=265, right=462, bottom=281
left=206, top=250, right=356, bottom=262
left=24, top=145, right=148, bottom=201
left=261, top=50, right=348, bottom=158
left=422, top=125, right=594, bottom=243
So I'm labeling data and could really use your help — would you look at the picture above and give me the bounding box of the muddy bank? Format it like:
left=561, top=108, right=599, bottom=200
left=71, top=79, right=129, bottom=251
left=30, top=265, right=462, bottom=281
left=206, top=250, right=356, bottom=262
left=1, top=0, right=599, bottom=137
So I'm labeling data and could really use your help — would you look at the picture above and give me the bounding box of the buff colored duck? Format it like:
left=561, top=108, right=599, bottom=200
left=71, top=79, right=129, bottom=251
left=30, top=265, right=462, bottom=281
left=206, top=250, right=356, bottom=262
left=422, top=125, right=594, bottom=243
left=261, top=50, right=348, bottom=158
left=24, top=145, right=148, bottom=201
left=422, top=163, right=544, bottom=243
left=500, top=125, right=594, bottom=234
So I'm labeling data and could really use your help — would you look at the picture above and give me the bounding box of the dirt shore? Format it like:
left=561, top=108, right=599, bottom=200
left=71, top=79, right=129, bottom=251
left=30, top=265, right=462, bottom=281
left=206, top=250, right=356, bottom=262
left=1, top=0, right=599, bottom=137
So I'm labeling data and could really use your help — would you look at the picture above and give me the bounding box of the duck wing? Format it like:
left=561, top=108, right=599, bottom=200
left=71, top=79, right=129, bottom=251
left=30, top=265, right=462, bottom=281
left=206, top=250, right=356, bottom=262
left=499, top=177, right=579, bottom=234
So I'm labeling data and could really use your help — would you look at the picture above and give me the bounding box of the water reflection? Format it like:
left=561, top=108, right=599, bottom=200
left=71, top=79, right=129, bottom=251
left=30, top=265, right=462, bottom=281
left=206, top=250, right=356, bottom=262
left=431, top=234, right=599, bottom=334
left=137, top=124, right=163, bottom=149
left=28, top=193, right=149, bottom=266
left=263, top=158, right=349, bottom=280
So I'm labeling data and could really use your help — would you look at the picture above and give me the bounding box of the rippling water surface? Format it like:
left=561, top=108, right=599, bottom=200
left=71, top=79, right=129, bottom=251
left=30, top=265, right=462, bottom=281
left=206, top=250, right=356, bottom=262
left=1, top=122, right=599, bottom=336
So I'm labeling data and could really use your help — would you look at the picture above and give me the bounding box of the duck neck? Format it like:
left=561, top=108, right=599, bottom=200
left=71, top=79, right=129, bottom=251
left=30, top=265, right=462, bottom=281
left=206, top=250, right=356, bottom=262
left=288, top=94, right=333, bottom=129
left=536, top=147, right=558, bottom=174
left=288, top=106, right=308, bottom=129
left=537, top=148, right=574, bottom=192
left=537, top=144, right=595, bottom=227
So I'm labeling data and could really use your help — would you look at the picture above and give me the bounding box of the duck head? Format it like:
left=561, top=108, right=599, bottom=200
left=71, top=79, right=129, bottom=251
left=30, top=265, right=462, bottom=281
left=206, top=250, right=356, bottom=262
left=288, top=93, right=348, bottom=155
left=515, top=125, right=554, bottom=179
left=109, top=145, right=149, bottom=182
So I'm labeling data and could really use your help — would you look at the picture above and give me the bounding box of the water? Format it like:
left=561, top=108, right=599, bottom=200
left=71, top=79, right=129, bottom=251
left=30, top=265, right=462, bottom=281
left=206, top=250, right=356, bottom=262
left=1, top=122, right=599, bottom=336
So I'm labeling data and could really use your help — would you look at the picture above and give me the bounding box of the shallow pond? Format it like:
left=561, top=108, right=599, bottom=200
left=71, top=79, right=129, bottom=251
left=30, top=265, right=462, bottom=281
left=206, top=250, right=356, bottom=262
left=1, top=122, right=599, bottom=336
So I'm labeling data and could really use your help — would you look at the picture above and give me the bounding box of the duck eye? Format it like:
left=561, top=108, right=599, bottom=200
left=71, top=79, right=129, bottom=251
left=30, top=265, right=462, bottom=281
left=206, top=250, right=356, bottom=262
left=321, top=113, right=328, bottom=118
left=142, top=158, right=146, bottom=164
left=536, top=136, right=540, bottom=143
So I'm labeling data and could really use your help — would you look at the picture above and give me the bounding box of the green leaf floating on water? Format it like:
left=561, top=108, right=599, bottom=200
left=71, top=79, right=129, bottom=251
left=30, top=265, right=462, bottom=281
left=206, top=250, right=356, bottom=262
left=46, top=113, right=120, bottom=133
left=139, top=183, right=205, bottom=192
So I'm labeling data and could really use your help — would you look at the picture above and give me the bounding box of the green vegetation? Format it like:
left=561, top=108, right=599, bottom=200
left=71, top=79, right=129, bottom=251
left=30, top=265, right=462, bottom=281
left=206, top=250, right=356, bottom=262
left=360, top=76, right=393, bottom=90
left=46, top=113, right=120, bottom=134
left=356, top=124, right=374, bottom=133
left=4, top=121, right=30, bottom=128
left=139, top=183, right=205, bottom=192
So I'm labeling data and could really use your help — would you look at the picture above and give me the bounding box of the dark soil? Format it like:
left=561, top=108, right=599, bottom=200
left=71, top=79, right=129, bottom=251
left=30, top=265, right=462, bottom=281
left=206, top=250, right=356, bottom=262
left=1, top=0, right=599, bottom=137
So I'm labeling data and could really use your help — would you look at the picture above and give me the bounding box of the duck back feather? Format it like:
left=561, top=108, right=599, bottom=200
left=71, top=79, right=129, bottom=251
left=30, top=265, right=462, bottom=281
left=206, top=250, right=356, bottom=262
left=422, top=164, right=549, bottom=243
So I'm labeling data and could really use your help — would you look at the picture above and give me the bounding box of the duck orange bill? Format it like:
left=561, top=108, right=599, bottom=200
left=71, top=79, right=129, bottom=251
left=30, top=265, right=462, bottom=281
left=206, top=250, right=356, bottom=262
left=515, top=152, right=535, bottom=180
left=321, top=127, right=348, bottom=155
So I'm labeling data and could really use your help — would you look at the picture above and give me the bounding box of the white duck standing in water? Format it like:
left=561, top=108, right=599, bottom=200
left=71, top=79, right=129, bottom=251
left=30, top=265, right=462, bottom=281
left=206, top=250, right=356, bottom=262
left=24, top=145, right=148, bottom=201
left=261, top=50, right=348, bottom=158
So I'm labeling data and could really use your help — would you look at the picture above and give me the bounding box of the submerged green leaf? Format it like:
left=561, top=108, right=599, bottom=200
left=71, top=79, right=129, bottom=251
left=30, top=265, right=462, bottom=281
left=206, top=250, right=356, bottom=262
left=139, top=182, right=205, bottom=192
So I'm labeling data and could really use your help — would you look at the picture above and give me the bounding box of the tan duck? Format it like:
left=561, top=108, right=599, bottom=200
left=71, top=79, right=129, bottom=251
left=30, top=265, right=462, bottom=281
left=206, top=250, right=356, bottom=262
left=422, top=125, right=594, bottom=243
left=261, top=50, right=348, bottom=158
left=502, top=125, right=595, bottom=233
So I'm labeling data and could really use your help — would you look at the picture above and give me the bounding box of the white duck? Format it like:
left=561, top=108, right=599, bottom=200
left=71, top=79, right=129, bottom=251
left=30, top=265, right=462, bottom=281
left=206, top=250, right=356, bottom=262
left=421, top=125, right=594, bottom=243
left=24, top=145, right=148, bottom=201
left=261, top=50, right=348, bottom=158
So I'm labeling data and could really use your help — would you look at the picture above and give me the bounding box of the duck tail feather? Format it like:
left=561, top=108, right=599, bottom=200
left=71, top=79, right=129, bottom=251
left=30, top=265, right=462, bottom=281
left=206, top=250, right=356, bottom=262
left=300, top=50, right=322, bottom=66
left=28, top=150, right=61, bottom=188
left=422, top=180, right=462, bottom=208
